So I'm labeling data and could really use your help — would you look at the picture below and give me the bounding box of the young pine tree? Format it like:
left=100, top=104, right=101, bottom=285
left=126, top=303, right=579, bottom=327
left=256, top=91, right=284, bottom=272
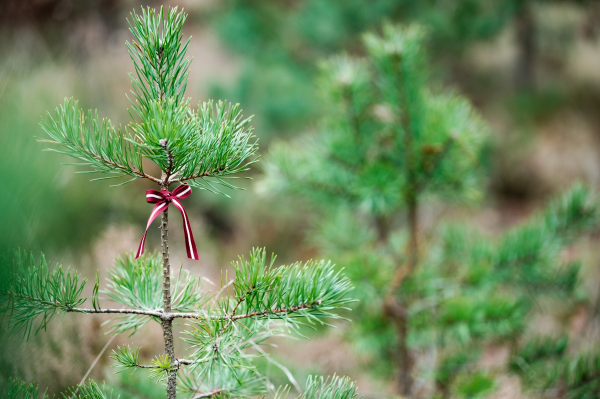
left=260, top=24, right=488, bottom=397
left=0, top=8, right=358, bottom=399
left=261, top=22, right=600, bottom=398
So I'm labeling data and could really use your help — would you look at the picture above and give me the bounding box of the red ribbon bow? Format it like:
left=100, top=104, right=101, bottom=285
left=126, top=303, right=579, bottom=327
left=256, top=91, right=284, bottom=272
left=136, top=184, right=199, bottom=260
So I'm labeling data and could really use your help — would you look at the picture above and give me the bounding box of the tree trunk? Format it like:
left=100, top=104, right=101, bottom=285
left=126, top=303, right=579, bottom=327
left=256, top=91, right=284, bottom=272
left=385, top=52, right=419, bottom=398
left=160, top=185, right=177, bottom=399
left=515, top=1, right=535, bottom=91
left=396, top=310, right=413, bottom=397
left=397, top=192, right=418, bottom=398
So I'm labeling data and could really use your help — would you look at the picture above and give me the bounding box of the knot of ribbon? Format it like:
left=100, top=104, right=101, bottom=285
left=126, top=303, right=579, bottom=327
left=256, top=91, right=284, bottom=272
left=136, top=184, right=199, bottom=260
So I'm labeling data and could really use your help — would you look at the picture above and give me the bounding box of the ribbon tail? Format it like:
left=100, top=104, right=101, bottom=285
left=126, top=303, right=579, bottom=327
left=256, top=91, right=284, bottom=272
left=171, top=198, right=199, bottom=260
left=135, top=230, right=149, bottom=259
left=135, top=202, right=169, bottom=259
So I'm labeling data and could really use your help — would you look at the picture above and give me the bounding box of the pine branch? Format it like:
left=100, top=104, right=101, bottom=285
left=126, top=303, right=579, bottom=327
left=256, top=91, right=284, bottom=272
left=127, top=6, right=190, bottom=111
left=40, top=98, right=157, bottom=184
left=174, top=100, right=259, bottom=194
left=494, top=184, right=599, bottom=289
left=0, top=378, right=48, bottom=399
left=0, top=250, right=87, bottom=340
left=64, top=380, right=111, bottom=399
left=274, top=376, right=360, bottom=399
left=227, top=248, right=355, bottom=327
left=68, top=303, right=328, bottom=321
left=71, top=308, right=164, bottom=317
left=179, top=364, right=266, bottom=399
left=176, top=249, right=354, bottom=384
left=565, top=352, right=600, bottom=398
left=102, top=253, right=206, bottom=336
left=111, top=345, right=162, bottom=372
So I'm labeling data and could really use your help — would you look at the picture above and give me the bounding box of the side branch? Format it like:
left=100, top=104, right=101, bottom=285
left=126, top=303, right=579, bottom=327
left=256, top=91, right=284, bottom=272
left=89, top=152, right=162, bottom=184
left=69, top=302, right=320, bottom=321
left=38, top=138, right=162, bottom=184
left=123, top=359, right=204, bottom=370
left=175, top=358, right=207, bottom=370
left=130, top=363, right=162, bottom=369
left=231, top=303, right=317, bottom=320
left=71, top=308, right=163, bottom=318
left=172, top=302, right=320, bottom=320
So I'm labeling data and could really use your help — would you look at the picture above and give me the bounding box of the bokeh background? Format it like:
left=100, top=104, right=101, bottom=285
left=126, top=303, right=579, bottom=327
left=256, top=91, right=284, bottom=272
left=1, top=0, right=600, bottom=397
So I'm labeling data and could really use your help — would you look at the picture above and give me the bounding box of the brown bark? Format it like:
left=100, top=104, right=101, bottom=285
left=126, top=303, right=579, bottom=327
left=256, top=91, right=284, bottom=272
left=396, top=309, right=413, bottom=398
left=160, top=180, right=177, bottom=399
left=396, top=191, right=418, bottom=398
left=381, top=53, right=421, bottom=398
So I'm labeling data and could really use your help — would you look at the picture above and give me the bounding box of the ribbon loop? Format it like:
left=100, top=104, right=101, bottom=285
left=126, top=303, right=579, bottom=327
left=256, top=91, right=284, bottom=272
left=136, top=183, right=199, bottom=260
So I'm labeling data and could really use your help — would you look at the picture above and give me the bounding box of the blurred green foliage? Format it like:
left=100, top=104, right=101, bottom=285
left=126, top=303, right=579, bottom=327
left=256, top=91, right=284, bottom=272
left=0, top=57, right=143, bottom=257
left=0, top=36, right=142, bottom=394
left=206, top=0, right=520, bottom=141
left=258, top=15, right=600, bottom=397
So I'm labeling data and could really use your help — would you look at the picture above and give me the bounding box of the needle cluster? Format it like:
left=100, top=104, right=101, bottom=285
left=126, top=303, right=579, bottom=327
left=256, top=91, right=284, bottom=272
left=40, top=7, right=257, bottom=192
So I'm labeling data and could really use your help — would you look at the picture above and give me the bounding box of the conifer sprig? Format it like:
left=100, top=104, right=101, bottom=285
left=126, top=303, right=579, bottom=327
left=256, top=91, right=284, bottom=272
left=111, top=345, right=146, bottom=373
left=64, top=381, right=111, bottom=399
left=179, top=366, right=266, bottom=399
left=127, top=7, right=190, bottom=110
left=182, top=316, right=271, bottom=378
left=103, top=253, right=207, bottom=335
left=564, top=352, right=600, bottom=398
left=494, top=184, right=599, bottom=290
left=182, top=249, right=354, bottom=373
left=0, top=250, right=87, bottom=340
left=227, top=248, right=355, bottom=327
left=176, top=101, right=259, bottom=191
left=39, top=99, right=151, bottom=184
left=0, top=378, right=48, bottom=399
left=40, top=7, right=258, bottom=193
left=274, top=376, right=359, bottom=399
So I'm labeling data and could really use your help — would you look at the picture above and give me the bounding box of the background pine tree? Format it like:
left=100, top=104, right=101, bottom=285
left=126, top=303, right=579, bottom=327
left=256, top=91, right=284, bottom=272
left=260, top=23, right=600, bottom=398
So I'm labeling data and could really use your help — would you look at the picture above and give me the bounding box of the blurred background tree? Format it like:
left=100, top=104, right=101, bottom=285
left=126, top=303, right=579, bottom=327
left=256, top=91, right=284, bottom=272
left=259, top=22, right=600, bottom=398
left=259, top=23, right=488, bottom=396
left=2, top=0, right=600, bottom=397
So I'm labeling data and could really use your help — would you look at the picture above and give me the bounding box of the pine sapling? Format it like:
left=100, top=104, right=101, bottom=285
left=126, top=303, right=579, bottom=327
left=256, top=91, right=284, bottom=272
left=260, top=22, right=600, bottom=398
left=0, top=7, right=358, bottom=399
left=261, top=23, right=487, bottom=397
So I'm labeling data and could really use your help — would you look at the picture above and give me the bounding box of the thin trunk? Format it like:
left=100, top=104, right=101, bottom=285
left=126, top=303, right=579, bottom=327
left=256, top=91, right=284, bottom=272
left=396, top=190, right=418, bottom=398
left=386, top=53, right=419, bottom=398
left=397, top=59, right=419, bottom=395
left=515, top=1, right=535, bottom=91
left=406, top=191, right=418, bottom=274
left=161, top=181, right=177, bottom=399
left=396, top=310, right=413, bottom=397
